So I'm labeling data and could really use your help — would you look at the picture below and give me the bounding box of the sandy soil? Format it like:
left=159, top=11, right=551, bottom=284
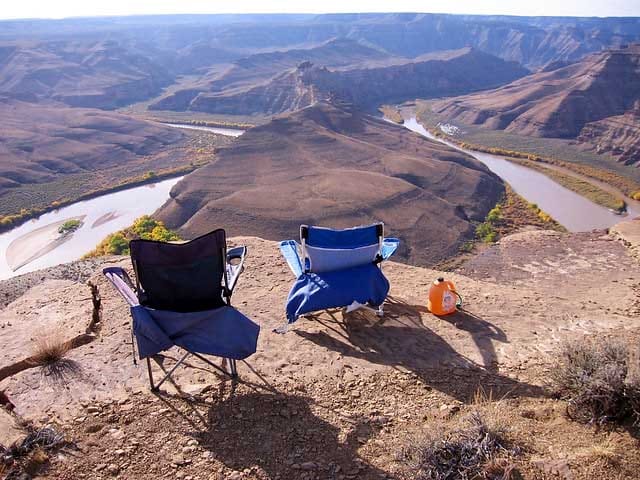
left=0, top=224, right=639, bottom=479
left=6, top=216, right=85, bottom=271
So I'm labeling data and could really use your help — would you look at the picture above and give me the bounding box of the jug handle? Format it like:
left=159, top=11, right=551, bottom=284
left=454, top=291, right=463, bottom=309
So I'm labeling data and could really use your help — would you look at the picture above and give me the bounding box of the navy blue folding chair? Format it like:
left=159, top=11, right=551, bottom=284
left=103, top=229, right=260, bottom=391
left=279, top=223, right=399, bottom=330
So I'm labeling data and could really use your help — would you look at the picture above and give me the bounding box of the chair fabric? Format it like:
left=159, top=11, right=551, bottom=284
left=305, top=224, right=381, bottom=249
left=305, top=244, right=380, bottom=273
left=131, top=305, right=260, bottom=360
left=130, top=230, right=227, bottom=313
left=304, top=224, right=381, bottom=273
left=285, top=263, right=389, bottom=323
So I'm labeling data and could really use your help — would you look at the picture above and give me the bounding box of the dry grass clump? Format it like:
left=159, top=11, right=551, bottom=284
left=575, top=438, right=622, bottom=467
left=551, top=338, right=640, bottom=426
left=29, top=333, right=72, bottom=368
left=398, top=412, right=518, bottom=480
left=28, top=331, right=81, bottom=382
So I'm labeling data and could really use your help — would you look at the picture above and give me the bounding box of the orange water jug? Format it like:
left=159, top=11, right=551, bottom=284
left=428, top=277, right=461, bottom=315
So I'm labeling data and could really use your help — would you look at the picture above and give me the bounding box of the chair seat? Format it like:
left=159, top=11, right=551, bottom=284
left=285, top=263, right=390, bottom=323
left=131, top=305, right=260, bottom=360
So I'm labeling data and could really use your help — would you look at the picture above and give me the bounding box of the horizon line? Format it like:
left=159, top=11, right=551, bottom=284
left=1, top=11, right=640, bottom=22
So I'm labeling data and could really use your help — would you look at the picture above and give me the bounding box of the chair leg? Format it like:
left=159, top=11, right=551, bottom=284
left=146, top=357, right=156, bottom=392
left=190, top=351, right=238, bottom=379
left=148, top=352, right=191, bottom=392
left=146, top=351, right=239, bottom=392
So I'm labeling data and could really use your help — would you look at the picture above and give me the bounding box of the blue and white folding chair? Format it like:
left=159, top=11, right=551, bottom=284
left=278, top=223, right=399, bottom=331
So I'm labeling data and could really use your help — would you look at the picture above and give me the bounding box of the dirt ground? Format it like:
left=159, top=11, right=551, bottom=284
left=1, top=222, right=640, bottom=479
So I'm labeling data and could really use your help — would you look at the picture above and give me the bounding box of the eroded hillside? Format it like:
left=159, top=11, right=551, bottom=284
left=152, top=48, right=529, bottom=116
left=429, top=45, right=640, bottom=167
left=156, top=102, right=505, bottom=266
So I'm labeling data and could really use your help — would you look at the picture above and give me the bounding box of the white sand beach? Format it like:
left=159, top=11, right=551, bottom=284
left=6, top=216, right=85, bottom=271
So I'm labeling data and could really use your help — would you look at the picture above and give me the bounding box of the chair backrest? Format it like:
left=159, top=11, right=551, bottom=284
left=129, top=229, right=228, bottom=313
left=301, top=223, right=382, bottom=273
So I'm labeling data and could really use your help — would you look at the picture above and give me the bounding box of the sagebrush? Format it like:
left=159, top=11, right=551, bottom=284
left=552, top=338, right=640, bottom=426
left=398, top=412, right=517, bottom=480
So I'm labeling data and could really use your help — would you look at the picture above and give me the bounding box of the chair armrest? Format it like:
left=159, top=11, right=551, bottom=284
left=226, top=246, right=247, bottom=294
left=279, top=240, right=304, bottom=278
left=380, top=238, right=400, bottom=261
left=103, top=267, right=139, bottom=307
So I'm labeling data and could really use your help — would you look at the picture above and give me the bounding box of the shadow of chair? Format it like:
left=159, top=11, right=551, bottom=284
left=149, top=377, right=390, bottom=479
left=295, top=296, right=544, bottom=403
left=437, top=308, right=507, bottom=373
left=194, top=387, right=389, bottom=479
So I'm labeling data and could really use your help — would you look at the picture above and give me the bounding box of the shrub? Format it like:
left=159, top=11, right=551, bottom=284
left=87, top=215, right=181, bottom=257
left=132, top=215, right=158, bottom=237
left=537, top=212, right=552, bottom=223
left=613, top=200, right=626, bottom=212
left=484, top=231, right=497, bottom=243
left=397, top=412, right=517, bottom=480
left=632, top=191, right=640, bottom=201
left=57, top=219, right=81, bottom=234
left=108, top=232, right=130, bottom=255
left=476, top=222, right=497, bottom=244
left=3, top=426, right=66, bottom=478
left=486, top=206, right=501, bottom=224
left=150, top=225, right=179, bottom=242
left=551, top=338, right=640, bottom=426
left=459, top=241, right=475, bottom=253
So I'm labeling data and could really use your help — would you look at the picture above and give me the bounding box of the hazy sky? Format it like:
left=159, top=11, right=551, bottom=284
left=1, top=0, right=639, bottom=20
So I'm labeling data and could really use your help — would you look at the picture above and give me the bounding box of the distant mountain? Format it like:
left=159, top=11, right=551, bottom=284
left=430, top=45, right=640, bottom=166
left=149, top=38, right=394, bottom=112
left=209, top=38, right=391, bottom=91
left=152, top=48, right=529, bottom=116
left=0, top=40, right=173, bottom=109
left=156, top=102, right=504, bottom=266
left=1, top=14, right=638, bottom=113
left=1, top=14, right=639, bottom=69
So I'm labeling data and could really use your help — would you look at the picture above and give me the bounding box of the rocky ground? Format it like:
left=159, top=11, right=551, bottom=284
left=0, top=219, right=639, bottom=479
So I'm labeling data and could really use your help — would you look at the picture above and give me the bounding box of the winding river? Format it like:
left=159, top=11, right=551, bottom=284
left=165, top=123, right=245, bottom=137
left=1, top=117, right=637, bottom=280
left=0, top=125, right=245, bottom=280
left=401, top=116, right=640, bottom=232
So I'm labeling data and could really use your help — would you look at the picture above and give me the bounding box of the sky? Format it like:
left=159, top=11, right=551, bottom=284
left=1, top=0, right=639, bottom=20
